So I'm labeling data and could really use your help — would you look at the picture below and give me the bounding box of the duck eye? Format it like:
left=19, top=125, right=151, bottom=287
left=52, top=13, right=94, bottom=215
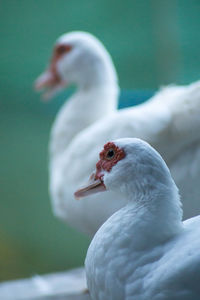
left=56, top=45, right=72, bottom=56
left=57, top=45, right=67, bottom=55
left=106, top=149, right=115, bottom=160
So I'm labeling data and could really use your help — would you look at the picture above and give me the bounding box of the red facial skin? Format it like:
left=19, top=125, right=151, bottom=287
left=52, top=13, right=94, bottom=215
left=49, top=44, right=72, bottom=86
left=74, top=142, right=125, bottom=199
left=95, top=142, right=126, bottom=181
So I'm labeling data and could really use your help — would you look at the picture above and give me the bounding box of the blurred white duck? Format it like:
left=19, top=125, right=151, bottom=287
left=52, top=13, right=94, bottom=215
left=35, top=31, right=200, bottom=237
left=35, top=31, right=118, bottom=156
left=54, top=80, right=200, bottom=236
left=75, top=138, right=200, bottom=300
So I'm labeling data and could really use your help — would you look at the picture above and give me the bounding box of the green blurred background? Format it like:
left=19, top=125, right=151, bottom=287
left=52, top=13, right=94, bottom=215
left=1, top=0, right=200, bottom=281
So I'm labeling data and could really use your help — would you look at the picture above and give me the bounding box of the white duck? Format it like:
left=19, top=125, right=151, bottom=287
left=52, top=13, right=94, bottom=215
left=35, top=31, right=118, bottom=157
left=35, top=32, right=200, bottom=237
left=54, top=80, right=200, bottom=236
left=75, top=138, right=200, bottom=300
left=35, top=31, right=118, bottom=229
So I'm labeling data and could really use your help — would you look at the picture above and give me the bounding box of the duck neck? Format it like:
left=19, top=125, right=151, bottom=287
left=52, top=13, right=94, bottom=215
left=50, top=80, right=118, bottom=161
left=123, top=181, right=183, bottom=248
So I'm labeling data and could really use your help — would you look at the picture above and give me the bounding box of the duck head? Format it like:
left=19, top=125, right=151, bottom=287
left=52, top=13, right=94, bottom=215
left=35, top=31, right=117, bottom=100
left=75, top=138, right=180, bottom=205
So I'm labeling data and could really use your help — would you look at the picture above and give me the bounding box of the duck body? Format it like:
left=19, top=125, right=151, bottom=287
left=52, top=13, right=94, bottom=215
left=170, top=141, right=200, bottom=218
left=86, top=208, right=200, bottom=300
left=36, top=32, right=200, bottom=237
left=54, top=81, right=200, bottom=236
left=75, top=138, right=200, bottom=300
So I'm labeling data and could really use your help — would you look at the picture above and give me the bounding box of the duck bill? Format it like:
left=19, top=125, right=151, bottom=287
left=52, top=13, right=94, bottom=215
left=74, top=179, right=106, bottom=200
left=34, top=69, right=66, bottom=101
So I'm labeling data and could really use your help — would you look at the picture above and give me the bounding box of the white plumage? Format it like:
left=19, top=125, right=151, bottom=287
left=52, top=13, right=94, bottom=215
left=36, top=31, right=200, bottom=237
left=79, top=138, right=200, bottom=300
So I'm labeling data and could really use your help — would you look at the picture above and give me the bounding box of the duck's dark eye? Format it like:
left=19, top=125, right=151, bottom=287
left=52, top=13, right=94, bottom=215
left=106, top=149, right=115, bottom=160
left=57, top=45, right=67, bottom=55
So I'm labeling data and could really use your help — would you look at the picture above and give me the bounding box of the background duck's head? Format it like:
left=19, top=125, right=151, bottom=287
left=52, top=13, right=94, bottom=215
left=35, top=31, right=118, bottom=99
